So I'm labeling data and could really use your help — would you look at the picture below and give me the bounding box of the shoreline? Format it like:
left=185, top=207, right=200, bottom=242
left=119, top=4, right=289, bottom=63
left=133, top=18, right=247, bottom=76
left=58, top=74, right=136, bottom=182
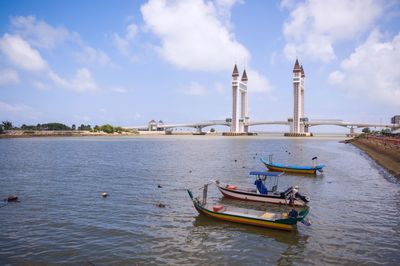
left=0, top=130, right=350, bottom=140
left=0, top=130, right=138, bottom=139
left=349, top=136, right=400, bottom=178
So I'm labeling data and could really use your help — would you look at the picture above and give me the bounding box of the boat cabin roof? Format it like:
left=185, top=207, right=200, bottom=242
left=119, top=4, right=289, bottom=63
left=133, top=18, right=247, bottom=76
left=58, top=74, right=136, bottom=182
left=249, top=171, right=283, bottom=177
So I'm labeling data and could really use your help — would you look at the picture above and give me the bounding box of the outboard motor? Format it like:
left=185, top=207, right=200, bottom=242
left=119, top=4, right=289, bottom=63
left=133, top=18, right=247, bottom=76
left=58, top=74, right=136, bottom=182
left=293, top=185, right=310, bottom=203
left=288, top=209, right=298, bottom=218
left=296, top=192, right=310, bottom=203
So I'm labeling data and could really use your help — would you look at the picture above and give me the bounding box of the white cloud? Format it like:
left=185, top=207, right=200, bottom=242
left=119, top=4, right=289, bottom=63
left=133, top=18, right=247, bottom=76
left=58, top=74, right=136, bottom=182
left=32, top=80, right=49, bottom=90
left=0, top=68, right=19, bottom=86
left=112, top=22, right=138, bottom=58
left=126, top=23, right=138, bottom=40
left=329, top=30, right=400, bottom=106
left=111, top=86, right=130, bottom=93
left=112, top=33, right=130, bottom=55
left=48, top=68, right=98, bottom=93
left=0, top=101, right=41, bottom=120
left=0, top=25, right=100, bottom=92
left=182, top=81, right=207, bottom=96
left=247, top=69, right=272, bottom=93
left=10, top=15, right=70, bottom=49
left=282, top=0, right=383, bottom=62
left=75, top=45, right=111, bottom=66
left=10, top=16, right=113, bottom=68
left=0, top=34, right=48, bottom=71
left=141, top=0, right=250, bottom=71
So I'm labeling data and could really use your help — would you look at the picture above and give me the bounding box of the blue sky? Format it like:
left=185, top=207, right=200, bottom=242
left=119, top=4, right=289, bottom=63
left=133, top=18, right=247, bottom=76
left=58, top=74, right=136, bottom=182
left=0, top=0, right=399, bottom=132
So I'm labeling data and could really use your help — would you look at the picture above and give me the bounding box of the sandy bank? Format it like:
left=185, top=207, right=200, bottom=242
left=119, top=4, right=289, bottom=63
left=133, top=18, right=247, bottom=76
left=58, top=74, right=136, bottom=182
left=350, top=136, right=400, bottom=178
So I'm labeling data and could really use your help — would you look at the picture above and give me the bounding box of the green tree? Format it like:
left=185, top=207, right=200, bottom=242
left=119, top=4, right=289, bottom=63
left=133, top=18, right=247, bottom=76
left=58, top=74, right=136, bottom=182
left=79, top=124, right=92, bottom=131
left=381, top=128, right=391, bottom=135
left=21, top=124, right=36, bottom=130
left=2, top=121, right=13, bottom=130
left=41, top=123, right=71, bottom=130
left=100, top=124, right=114, bottom=133
left=362, top=127, right=371, bottom=134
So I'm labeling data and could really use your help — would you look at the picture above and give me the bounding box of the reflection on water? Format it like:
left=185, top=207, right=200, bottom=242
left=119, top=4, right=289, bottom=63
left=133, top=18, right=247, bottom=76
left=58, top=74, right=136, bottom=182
left=0, top=135, right=399, bottom=265
left=193, top=214, right=306, bottom=246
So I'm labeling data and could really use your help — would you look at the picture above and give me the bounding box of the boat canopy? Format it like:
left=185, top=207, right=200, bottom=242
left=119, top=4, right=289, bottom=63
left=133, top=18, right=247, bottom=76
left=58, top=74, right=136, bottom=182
left=249, top=171, right=283, bottom=177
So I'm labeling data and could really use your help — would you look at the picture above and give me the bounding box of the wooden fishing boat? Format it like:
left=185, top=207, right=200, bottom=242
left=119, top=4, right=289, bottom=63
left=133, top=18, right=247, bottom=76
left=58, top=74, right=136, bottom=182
left=215, top=171, right=310, bottom=206
left=188, top=185, right=310, bottom=231
left=260, top=157, right=325, bottom=174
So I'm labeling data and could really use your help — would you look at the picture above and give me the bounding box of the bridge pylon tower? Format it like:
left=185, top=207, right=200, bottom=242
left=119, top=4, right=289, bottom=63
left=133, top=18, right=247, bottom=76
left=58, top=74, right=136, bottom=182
left=230, top=64, right=249, bottom=133
left=285, top=59, right=311, bottom=137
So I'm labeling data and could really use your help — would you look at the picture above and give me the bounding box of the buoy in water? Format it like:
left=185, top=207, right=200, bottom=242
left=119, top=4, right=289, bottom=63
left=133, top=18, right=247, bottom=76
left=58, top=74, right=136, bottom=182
left=102, top=192, right=108, bottom=198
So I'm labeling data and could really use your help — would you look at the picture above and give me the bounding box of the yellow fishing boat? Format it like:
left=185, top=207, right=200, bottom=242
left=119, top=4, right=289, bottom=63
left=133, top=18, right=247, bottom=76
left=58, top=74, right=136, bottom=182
left=188, top=185, right=310, bottom=231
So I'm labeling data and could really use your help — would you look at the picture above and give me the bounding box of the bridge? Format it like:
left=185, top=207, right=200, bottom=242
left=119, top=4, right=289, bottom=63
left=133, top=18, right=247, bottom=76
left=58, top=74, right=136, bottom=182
left=126, top=119, right=400, bottom=135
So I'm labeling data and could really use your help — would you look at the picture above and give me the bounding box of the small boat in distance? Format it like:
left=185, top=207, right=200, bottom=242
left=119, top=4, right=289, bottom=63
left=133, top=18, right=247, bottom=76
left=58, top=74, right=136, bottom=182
left=261, top=155, right=325, bottom=175
left=215, top=171, right=310, bottom=206
left=188, top=184, right=310, bottom=231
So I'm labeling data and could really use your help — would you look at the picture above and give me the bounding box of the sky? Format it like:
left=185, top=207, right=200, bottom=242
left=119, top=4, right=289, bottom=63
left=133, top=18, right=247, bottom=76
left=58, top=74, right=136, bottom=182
left=0, top=0, right=399, bottom=132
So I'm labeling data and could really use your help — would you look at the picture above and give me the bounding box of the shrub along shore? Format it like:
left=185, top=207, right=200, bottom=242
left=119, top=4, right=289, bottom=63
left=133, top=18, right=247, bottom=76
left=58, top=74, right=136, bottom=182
left=0, top=130, right=138, bottom=138
left=349, top=135, right=400, bottom=178
left=0, top=121, right=137, bottom=138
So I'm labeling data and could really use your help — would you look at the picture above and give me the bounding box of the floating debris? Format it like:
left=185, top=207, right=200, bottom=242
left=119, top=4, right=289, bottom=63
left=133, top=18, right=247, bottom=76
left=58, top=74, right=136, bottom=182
left=157, top=185, right=162, bottom=188
left=6, top=195, right=18, bottom=202
left=234, top=159, right=237, bottom=162
left=242, top=166, right=246, bottom=168
left=101, top=192, right=108, bottom=198
left=253, top=156, right=255, bottom=159
left=157, top=203, right=166, bottom=208
left=189, top=170, right=192, bottom=173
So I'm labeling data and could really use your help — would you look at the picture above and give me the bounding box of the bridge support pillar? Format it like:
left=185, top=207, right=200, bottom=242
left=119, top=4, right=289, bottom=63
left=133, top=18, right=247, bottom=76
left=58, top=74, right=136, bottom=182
left=193, top=126, right=205, bottom=135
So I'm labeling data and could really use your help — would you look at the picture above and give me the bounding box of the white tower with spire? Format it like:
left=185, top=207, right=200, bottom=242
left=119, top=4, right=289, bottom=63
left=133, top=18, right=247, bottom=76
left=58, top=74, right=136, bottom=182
left=292, top=59, right=302, bottom=133
left=230, top=64, right=249, bottom=133
left=240, top=69, right=249, bottom=133
left=300, top=64, right=305, bottom=133
left=287, top=59, right=310, bottom=136
left=231, top=64, right=240, bottom=132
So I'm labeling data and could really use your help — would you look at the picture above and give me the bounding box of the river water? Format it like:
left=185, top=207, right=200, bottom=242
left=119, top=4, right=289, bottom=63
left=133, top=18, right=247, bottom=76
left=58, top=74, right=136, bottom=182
left=0, top=135, right=399, bottom=265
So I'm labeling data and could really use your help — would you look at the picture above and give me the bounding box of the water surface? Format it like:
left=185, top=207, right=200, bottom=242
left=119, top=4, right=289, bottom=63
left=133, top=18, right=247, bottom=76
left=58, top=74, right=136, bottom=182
left=0, top=135, right=399, bottom=265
